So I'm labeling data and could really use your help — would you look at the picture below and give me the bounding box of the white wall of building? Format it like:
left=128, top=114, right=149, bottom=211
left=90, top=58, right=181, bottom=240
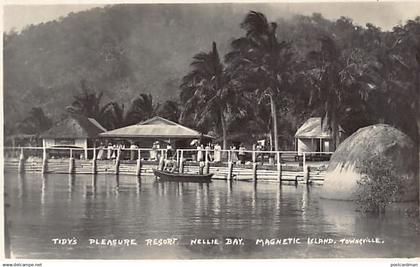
left=43, top=138, right=88, bottom=158
left=297, top=138, right=334, bottom=154
left=297, top=138, right=317, bottom=154
left=323, top=140, right=332, bottom=152
left=43, top=138, right=87, bottom=148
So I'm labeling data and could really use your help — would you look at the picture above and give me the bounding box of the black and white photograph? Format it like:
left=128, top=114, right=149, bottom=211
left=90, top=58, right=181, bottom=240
left=2, top=0, right=420, bottom=262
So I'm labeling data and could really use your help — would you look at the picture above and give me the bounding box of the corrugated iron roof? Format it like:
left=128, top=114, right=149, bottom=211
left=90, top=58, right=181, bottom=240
left=295, top=117, right=333, bottom=139
left=100, top=116, right=214, bottom=139
left=40, top=115, right=106, bottom=139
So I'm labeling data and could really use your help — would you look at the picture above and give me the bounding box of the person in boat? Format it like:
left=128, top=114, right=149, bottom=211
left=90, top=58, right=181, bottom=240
left=164, top=158, right=178, bottom=173
left=166, top=143, right=173, bottom=159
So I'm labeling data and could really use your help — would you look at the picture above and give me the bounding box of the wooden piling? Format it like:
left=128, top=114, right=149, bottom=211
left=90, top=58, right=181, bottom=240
left=277, top=152, right=282, bottom=183
left=305, top=165, right=310, bottom=184
left=136, top=149, right=142, bottom=177
left=115, top=148, right=121, bottom=175
left=227, top=161, right=233, bottom=180
left=252, top=162, right=258, bottom=182
left=179, top=150, right=184, bottom=173
left=42, top=148, right=48, bottom=174
left=91, top=148, right=97, bottom=175
left=67, top=149, right=74, bottom=174
left=18, top=148, right=25, bottom=174
left=204, top=147, right=209, bottom=174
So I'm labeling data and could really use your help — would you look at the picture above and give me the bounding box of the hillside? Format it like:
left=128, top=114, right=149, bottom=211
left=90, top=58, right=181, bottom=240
left=4, top=4, right=256, bottom=131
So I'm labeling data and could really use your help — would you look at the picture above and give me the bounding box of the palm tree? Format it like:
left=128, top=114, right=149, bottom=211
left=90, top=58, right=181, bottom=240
left=386, top=18, right=420, bottom=208
left=125, top=93, right=159, bottom=125
left=66, top=80, right=107, bottom=120
left=180, top=42, right=243, bottom=150
left=392, top=18, right=420, bottom=144
left=305, top=34, right=377, bottom=149
left=306, top=36, right=342, bottom=149
left=225, top=11, right=295, bottom=152
left=99, top=102, right=128, bottom=130
left=158, top=100, right=181, bottom=122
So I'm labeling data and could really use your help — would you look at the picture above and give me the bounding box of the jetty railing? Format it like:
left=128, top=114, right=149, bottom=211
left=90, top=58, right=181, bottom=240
left=4, top=146, right=332, bottom=183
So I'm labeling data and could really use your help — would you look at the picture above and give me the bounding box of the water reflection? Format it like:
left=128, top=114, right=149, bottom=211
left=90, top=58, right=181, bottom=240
left=91, top=175, right=97, bottom=191
left=177, top=182, right=183, bottom=197
left=4, top=173, right=420, bottom=259
left=41, top=174, right=48, bottom=205
left=40, top=174, right=48, bottom=217
left=301, top=185, right=309, bottom=217
left=67, top=174, right=76, bottom=202
left=18, top=173, right=26, bottom=199
left=115, top=175, right=120, bottom=189
left=252, top=183, right=257, bottom=210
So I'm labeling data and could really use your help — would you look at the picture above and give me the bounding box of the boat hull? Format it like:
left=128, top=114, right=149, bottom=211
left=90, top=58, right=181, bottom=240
left=153, top=169, right=213, bottom=182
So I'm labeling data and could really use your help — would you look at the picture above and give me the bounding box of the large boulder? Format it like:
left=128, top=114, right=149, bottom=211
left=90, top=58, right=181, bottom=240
left=322, top=124, right=418, bottom=201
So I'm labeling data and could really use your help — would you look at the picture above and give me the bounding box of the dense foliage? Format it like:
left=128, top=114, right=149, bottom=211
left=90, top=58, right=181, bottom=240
left=356, top=157, right=402, bottom=213
left=4, top=5, right=420, bottom=154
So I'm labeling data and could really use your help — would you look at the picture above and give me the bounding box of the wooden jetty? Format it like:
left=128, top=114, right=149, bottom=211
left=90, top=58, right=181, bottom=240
left=4, top=147, right=330, bottom=184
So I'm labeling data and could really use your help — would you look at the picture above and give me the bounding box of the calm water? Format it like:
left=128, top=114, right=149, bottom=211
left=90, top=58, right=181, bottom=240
left=4, top=172, right=420, bottom=259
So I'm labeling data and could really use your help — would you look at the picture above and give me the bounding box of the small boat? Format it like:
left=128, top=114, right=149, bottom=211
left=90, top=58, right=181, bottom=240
left=153, top=169, right=213, bottom=182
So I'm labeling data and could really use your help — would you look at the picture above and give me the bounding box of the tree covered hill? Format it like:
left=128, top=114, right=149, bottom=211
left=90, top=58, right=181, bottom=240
left=4, top=4, right=248, bottom=132
left=4, top=4, right=419, bottom=150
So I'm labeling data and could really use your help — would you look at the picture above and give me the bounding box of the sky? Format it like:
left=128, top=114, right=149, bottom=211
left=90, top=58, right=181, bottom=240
left=3, top=1, right=420, bottom=32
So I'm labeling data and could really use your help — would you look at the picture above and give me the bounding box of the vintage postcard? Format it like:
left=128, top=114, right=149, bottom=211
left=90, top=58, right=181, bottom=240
left=1, top=0, right=420, bottom=265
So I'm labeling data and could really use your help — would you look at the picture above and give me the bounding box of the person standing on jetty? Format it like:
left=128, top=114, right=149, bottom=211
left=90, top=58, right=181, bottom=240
left=197, top=144, right=204, bottom=162
left=130, top=142, right=138, bottom=160
left=205, top=144, right=212, bottom=161
left=238, top=143, right=246, bottom=164
left=214, top=143, right=221, bottom=162
left=107, top=143, right=113, bottom=160
left=150, top=142, right=158, bottom=160
left=230, top=145, right=238, bottom=163
left=97, top=142, right=105, bottom=160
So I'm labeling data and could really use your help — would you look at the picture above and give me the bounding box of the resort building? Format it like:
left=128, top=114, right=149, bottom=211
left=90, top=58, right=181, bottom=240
left=40, top=114, right=107, bottom=158
left=100, top=116, right=213, bottom=148
left=294, top=117, right=344, bottom=154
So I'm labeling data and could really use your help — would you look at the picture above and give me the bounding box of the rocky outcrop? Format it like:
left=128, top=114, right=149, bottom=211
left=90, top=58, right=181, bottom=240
left=322, top=124, right=418, bottom=201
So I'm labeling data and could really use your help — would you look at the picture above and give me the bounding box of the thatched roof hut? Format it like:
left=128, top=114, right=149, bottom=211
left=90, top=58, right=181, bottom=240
left=41, top=115, right=106, bottom=139
left=40, top=115, right=106, bottom=158
left=322, top=124, right=418, bottom=201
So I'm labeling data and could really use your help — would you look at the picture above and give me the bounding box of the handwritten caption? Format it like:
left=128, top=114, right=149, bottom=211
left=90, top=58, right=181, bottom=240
left=51, top=237, right=385, bottom=247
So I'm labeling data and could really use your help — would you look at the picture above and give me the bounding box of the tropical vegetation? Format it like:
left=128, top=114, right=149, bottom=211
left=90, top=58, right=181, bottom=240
left=356, top=157, right=403, bottom=213
left=3, top=6, right=419, bottom=162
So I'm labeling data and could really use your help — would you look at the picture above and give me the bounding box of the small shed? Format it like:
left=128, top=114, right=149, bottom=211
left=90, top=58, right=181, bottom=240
left=100, top=116, right=213, bottom=148
left=40, top=115, right=106, bottom=158
left=294, top=117, right=342, bottom=154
